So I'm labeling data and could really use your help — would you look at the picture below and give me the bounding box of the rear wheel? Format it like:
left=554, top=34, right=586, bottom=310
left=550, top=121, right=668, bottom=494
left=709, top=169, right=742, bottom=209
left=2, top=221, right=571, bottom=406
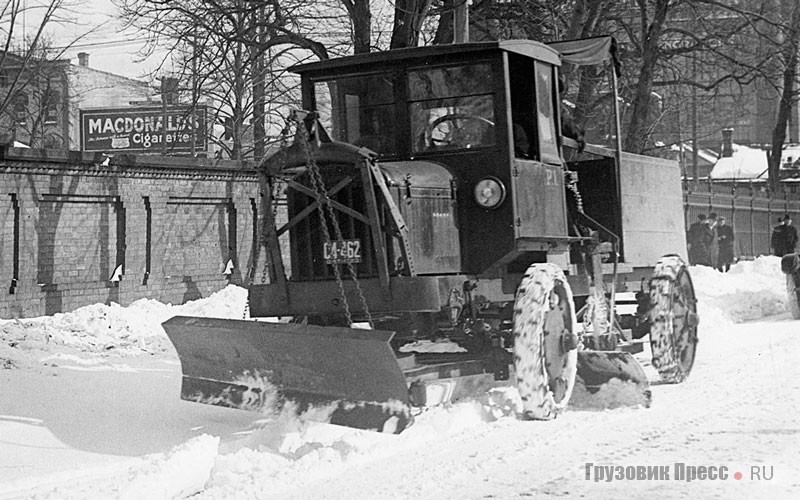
left=648, top=255, right=699, bottom=383
left=513, top=264, right=578, bottom=420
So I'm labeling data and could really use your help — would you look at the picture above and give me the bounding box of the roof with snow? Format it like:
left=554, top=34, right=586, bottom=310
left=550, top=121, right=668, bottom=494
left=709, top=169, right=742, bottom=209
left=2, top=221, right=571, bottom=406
left=709, top=145, right=768, bottom=180
left=671, top=143, right=718, bottom=166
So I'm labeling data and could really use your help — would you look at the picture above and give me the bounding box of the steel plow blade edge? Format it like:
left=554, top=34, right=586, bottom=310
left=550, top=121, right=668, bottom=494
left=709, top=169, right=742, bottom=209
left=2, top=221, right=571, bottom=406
left=162, top=316, right=413, bottom=434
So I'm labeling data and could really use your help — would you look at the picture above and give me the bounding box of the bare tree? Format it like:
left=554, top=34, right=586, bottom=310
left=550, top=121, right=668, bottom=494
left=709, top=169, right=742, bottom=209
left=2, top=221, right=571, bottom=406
left=767, top=0, right=800, bottom=191
left=0, top=0, right=84, bottom=147
left=116, top=0, right=350, bottom=159
left=391, top=0, right=435, bottom=48
left=341, top=0, right=372, bottom=53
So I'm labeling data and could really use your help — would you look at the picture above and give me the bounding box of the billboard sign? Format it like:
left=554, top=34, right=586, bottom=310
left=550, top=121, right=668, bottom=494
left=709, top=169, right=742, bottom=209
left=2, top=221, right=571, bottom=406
left=80, top=105, right=207, bottom=153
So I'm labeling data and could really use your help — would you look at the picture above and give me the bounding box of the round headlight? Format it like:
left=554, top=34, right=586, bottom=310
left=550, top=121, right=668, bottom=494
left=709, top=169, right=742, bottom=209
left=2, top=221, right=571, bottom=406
left=474, top=177, right=506, bottom=209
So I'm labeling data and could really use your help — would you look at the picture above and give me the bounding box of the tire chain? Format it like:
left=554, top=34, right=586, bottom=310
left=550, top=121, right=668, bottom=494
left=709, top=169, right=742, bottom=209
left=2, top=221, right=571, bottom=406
left=513, top=263, right=578, bottom=420
left=648, top=255, right=696, bottom=383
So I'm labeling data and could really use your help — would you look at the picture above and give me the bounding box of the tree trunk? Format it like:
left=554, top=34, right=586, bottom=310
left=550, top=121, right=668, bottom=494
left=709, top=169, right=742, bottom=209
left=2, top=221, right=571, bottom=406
left=342, top=0, right=371, bottom=54
left=623, top=0, right=670, bottom=154
left=391, top=0, right=434, bottom=49
left=433, top=0, right=454, bottom=45
left=768, top=1, right=800, bottom=192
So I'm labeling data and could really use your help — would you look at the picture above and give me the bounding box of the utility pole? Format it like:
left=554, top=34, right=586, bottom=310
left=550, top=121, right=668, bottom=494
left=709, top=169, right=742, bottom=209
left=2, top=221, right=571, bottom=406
left=454, top=0, right=469, bottom=43
left=691, top=57, right=698, bottom=187
left=252, top=5, right=267, bottom=160
left=191, top=28, right=198, bottom=157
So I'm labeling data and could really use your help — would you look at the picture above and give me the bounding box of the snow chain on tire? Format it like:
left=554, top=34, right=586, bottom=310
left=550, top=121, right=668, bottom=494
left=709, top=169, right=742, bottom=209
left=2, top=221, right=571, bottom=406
left=648, top=255, right=698, bottom=383
left=514, top=263, right=578, bottom=420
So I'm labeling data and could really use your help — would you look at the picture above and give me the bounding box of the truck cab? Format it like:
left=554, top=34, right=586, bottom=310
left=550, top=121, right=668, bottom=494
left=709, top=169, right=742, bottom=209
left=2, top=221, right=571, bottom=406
left=292, top=41, right=572, bottom=278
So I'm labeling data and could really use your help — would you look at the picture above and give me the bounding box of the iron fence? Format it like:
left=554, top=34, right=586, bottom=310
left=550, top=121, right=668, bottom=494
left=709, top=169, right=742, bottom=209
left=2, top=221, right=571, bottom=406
left=682, top=181, right=800, bottom=259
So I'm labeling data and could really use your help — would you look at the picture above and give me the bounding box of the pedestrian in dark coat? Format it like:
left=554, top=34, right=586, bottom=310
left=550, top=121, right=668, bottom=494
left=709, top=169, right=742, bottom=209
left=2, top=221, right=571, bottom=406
left=687, top=214, right=713, bottom=266
left=707, top=212, right=719, bottom=268
left=771, top=214, right=799, bottom=257
left=716, top=217, right=735, bottom=272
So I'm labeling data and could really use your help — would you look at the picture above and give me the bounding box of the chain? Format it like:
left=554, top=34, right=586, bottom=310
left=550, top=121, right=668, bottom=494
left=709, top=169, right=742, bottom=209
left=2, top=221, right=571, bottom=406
left=293, top=114, right=373, bottom=327
left=264, top=126, right=291, bottom=285
left=565, top=169, right=584, bottom=214
left=244, top=124, right=292, bottom=320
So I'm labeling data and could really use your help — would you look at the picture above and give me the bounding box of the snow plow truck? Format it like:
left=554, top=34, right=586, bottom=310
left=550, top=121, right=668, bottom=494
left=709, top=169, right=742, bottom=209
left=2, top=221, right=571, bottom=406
left=163, top=37, right=699, bottom=434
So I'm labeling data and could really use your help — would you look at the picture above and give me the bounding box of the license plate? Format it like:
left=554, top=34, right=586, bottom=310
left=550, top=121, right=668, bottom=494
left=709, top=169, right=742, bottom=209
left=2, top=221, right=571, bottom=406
left=323, top=239, right=362, bottom=264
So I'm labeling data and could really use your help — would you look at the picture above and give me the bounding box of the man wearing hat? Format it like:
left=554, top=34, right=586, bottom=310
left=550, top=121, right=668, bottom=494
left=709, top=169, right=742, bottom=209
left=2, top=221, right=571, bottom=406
left=687, top=214, right=713, bottom=266
left=716, top=216, right=735, bottom=272
left=771, top=214, right=798, bottom=257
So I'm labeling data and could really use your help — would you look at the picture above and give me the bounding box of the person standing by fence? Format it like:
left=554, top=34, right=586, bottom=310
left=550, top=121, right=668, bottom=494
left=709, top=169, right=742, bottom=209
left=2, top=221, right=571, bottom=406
left=687, top=214, right=713, bottom=266
left=707, top=213, right=719, bottom=268
left=771, top=214, right=798, bottom=257
left=716, top=216, right=735, bottom=272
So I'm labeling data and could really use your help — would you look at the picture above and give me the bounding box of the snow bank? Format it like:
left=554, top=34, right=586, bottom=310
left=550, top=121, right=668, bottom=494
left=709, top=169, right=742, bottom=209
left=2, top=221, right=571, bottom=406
left=199, top=395, right=508, bottom=499
left=689, top=255, right=788, bottom=324
left=26, top=435, right=220, bottom=500
left=119, top=435, right=219, bottom=500
left=0, top=285, right=248, bottom=369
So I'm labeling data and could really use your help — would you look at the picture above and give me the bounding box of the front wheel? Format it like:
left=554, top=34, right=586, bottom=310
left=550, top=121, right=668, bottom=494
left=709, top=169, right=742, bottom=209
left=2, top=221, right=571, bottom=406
left=513, top=263, right=578, bottom=420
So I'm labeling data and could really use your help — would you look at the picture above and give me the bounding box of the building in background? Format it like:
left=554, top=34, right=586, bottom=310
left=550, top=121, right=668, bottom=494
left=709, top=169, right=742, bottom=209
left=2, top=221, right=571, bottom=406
left=0, top=52, right=155, bottom=149
left=1, top=51, right=213, bottom=155
left=68, top=53, right=157, bottom=150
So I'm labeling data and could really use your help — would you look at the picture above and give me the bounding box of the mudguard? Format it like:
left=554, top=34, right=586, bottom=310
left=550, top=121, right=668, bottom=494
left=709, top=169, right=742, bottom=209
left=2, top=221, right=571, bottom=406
left=162, top=316, right=412, bottom=434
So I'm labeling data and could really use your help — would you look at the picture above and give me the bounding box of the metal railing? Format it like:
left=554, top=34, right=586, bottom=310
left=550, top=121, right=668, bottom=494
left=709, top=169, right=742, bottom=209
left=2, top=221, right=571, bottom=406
left=682, top=180, right=800, bottom=258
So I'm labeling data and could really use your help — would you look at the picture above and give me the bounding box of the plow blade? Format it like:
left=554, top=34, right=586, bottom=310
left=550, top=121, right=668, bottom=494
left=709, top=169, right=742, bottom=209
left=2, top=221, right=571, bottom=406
left=571, top=350, right=651, bottom=409
left=162, top=316, right=412, bottom=434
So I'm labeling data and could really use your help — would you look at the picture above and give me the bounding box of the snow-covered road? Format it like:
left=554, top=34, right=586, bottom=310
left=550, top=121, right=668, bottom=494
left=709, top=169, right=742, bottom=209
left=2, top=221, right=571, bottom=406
left=1, top=257, right=798, bottom=499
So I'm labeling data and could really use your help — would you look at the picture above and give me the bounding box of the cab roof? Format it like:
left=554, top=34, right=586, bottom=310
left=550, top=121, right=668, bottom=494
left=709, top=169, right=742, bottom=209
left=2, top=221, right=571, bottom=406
left=290, top=40, right=561, bottom=75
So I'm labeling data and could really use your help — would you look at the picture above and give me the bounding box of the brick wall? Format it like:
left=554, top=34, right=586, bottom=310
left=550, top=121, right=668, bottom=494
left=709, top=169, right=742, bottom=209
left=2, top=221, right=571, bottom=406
left=0, top=147, right=264, bottom=318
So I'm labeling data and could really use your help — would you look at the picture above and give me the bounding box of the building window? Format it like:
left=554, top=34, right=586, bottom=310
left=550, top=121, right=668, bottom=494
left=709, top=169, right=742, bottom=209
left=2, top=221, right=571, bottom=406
left=14, top=94, right=28, bottom=125
left=45, top=91, right=60, bottom=124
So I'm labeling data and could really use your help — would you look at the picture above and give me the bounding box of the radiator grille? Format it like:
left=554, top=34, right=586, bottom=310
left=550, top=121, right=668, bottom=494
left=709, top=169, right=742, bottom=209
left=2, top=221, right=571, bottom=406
left=287, top=164, right=379, bottom=280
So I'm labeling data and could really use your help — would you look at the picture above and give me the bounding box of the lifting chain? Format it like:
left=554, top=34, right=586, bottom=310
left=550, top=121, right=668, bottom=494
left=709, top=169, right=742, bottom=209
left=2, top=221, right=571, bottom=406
left=243, top=124, right=292, bottom=320
left=293, top=113, right=374, bottom=328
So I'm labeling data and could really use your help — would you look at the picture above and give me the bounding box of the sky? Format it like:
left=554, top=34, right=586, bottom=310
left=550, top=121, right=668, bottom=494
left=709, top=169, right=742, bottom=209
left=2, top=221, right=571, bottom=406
left=24, top=0, right=165, bottom=81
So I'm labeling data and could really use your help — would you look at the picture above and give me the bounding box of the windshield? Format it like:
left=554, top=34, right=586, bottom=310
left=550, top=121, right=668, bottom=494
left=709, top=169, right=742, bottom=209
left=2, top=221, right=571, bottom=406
left=407, top=63, right=495, bottom=153
left=314, top=73, right=396, bottom=156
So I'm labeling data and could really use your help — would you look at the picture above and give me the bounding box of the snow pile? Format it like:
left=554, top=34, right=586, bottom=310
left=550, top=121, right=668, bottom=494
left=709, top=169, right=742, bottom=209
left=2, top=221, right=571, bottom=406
left=0, top=286, right=248, bottom=369
left=689, top=255, right=788, bottom=324
left=200, top=397, right=499, bottom=499
left=569, top=378, right=650, bottom=411
left=398, top=339, right=467, bottom=353
left=118, top=435, right=219, bottom=500
left=27, top=435, right=220, bottom=500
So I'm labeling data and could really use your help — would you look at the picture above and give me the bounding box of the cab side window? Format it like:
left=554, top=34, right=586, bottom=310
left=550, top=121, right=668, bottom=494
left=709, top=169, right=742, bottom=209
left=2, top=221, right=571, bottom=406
left=314, top=74, right=397, bottom=156
left=509, top=55, right=561, bottom=164
left=509, top=56, right=536, bottom=160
